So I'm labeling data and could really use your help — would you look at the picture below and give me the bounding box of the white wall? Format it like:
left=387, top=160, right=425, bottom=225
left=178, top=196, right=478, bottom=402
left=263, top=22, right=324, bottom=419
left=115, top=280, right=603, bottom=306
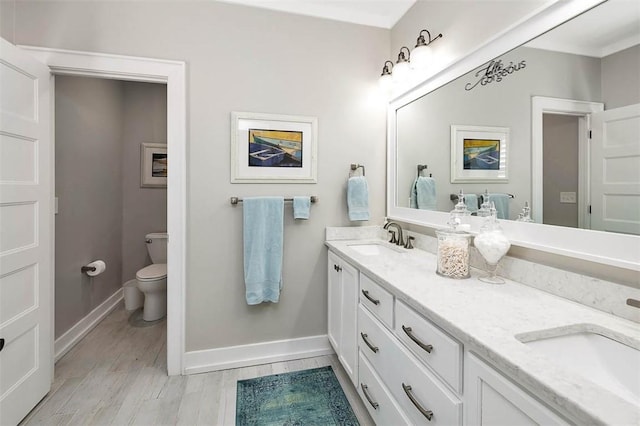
left=11, top=1, right=389, bottom=351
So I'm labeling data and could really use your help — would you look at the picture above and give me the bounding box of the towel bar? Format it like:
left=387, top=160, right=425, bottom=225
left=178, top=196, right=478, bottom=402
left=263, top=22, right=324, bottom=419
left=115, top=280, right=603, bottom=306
left=230, top=196, right=318, bottom=205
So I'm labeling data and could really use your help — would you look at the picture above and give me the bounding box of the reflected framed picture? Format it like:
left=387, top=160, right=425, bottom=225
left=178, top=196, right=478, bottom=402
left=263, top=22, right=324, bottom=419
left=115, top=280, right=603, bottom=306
left=140, top=142, right=167, bottom=187
left=451, top=125, right=509, bottom=183
left=231, top=111, right=318, bottom=183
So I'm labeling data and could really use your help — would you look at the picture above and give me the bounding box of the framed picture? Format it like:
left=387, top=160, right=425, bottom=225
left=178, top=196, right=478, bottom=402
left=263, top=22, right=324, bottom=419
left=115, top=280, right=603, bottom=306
left=450, top=125, right=509, bottom=183
left=140, top=143, right=167, bottom=187
left=231, top=111, right=318, bottom=183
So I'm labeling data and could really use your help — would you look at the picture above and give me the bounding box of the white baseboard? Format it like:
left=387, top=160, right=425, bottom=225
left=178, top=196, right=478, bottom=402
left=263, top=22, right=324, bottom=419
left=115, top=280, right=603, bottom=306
left=184, top=334, right=334, bottom=375
left=54, top=288, right=123, bottom=362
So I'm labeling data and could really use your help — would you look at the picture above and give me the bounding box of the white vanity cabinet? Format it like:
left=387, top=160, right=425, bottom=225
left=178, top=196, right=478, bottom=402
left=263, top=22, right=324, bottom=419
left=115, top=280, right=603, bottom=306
left=465, top=352, right=569, bottom=426
left=327, top=251, right=359, bottom=385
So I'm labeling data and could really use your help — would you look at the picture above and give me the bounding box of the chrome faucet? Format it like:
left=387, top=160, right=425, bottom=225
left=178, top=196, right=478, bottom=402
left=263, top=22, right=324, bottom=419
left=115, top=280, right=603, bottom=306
left=383, top=221, right=404, bottom=246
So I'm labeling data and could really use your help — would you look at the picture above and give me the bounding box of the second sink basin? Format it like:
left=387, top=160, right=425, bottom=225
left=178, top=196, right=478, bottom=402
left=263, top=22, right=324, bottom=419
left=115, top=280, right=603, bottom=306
left=347, top=242, right=403, bottom=256
left=520, top=330, right=640, bottom=405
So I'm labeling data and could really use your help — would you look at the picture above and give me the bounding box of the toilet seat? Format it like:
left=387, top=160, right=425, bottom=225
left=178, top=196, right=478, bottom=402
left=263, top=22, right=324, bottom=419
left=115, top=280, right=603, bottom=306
left=136, top=263, right=167, bottom=281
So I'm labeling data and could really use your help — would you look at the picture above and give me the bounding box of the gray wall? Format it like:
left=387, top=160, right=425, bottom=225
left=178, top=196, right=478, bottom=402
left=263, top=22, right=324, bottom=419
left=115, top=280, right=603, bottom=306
left=11, top=1, right=389, bottom=351
left=54, top=76, right=167, bottom=338
left=0, top=0, right=15, bottom=43
left=55, top=76, right=125, bottom=337
left=121, top=81, right=167, bottom=283
left=543, top=114, right=579, bottom=228
left=396, top=47, right=601, bottom=219
left=602, top=45, right=640, bottom=109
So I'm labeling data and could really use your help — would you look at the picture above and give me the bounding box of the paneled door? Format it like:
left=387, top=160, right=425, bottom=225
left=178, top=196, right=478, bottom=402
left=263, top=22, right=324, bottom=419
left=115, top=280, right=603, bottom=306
left=590, top=103, right=640, bottom=235
left=0, top=38, right=52, bottom=424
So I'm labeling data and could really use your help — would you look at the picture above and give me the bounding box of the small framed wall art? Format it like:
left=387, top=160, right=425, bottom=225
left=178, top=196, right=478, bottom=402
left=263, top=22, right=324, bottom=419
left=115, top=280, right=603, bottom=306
left=231, top=111, right=318, bottom=183
left=140, top=142, right=168, bottom=187
left=450, top=124, right=509, bottom=183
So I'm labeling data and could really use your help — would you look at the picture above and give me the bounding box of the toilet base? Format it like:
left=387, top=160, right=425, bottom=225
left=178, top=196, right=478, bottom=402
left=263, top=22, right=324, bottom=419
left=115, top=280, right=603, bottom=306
left=137, top=277, right=167, bottom=322
left=143, top=292, right=167, bottom=321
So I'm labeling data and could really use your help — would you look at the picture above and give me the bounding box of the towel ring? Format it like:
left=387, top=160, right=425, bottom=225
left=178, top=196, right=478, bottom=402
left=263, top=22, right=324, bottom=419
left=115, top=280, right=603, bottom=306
left=417, top=164, right=431, bottom=178
left=350, top=163, right=365, bottom=177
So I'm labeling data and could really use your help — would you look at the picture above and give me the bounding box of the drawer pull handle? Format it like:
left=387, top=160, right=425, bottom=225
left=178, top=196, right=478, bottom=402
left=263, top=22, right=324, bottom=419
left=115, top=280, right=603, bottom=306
left=360, top=332, right=379, bottom=353
left=402, top=383, right=433, bottom=421
left=360, top=383, right=379, bottom=409
left=361, top=290, right=380, bottom=305
left=402, top=325, right=433, bottom=353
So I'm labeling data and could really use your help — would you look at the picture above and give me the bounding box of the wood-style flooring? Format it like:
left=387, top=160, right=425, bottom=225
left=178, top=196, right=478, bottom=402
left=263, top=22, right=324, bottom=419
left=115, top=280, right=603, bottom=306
left=21, top=305, right=374, bottom=425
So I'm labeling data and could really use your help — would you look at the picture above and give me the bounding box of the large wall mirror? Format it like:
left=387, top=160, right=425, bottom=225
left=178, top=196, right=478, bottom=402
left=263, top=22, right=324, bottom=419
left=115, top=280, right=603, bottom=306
left=387, top=0, right=640, bottom=270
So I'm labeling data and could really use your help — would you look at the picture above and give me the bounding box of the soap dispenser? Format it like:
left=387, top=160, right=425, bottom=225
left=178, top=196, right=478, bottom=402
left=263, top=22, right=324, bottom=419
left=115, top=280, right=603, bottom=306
left=474, top=202, right=511, bottom=284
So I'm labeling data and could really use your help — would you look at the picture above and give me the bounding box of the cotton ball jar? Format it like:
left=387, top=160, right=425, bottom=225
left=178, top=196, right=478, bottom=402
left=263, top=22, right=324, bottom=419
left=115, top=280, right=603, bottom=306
left=474, top=229, right=511, bottom=284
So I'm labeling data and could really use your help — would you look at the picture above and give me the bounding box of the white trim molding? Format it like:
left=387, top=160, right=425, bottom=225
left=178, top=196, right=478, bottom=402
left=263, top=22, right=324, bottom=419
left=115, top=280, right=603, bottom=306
left=54, top=289, right=123, bottom=362
left=20, top=45, right=187, bottom=375
left=183, top=335, right=334, bottom=375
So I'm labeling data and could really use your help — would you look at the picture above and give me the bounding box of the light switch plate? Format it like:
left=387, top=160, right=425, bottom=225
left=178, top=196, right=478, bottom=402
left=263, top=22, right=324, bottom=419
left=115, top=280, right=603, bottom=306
left=560, top=192, right=576, bottom=204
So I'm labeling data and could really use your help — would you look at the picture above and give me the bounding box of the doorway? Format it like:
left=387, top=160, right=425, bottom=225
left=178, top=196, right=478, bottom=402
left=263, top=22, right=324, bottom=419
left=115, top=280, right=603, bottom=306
left=22, top=46, right=187, bottom=376
left=54, top=75, right=168, bottom=359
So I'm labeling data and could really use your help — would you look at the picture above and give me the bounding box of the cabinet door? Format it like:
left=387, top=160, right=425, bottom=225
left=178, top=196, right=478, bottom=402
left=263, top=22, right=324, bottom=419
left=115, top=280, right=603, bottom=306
left=465, top=352, right=569, bottom=426
left=328, top=252, right=342, bottom=353
left=339, top=261, right=359, bottom=385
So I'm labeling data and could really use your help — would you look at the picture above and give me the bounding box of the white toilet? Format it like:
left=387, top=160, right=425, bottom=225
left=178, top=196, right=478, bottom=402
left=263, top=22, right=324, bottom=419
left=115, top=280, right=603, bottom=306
left=136, top=232, right=168, bottom=321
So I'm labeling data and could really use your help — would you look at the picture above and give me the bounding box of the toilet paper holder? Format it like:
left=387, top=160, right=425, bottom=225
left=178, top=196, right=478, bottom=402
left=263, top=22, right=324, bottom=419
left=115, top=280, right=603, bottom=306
left=81, top=265, right=97, bottom=273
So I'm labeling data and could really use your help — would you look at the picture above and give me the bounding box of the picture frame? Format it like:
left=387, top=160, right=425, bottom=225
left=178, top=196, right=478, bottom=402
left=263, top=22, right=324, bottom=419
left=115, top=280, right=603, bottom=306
left=140, top=142, right=168, bottom=187
left=450, top=124, right=509, bottom=183
left=231, top=111, right=318, bottom=183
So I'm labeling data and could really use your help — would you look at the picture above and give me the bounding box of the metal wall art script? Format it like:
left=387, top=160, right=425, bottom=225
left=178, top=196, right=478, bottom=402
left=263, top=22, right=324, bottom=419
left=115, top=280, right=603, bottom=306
left=465, top=59, right=526, bottom=91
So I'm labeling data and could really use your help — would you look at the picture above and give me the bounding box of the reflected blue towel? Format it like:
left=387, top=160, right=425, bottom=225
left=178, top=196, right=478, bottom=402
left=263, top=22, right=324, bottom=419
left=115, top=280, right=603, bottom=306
left=489, top=193, right=510, bottom=219
left=243, top=197, right=284, bottom=305
left=464, top=194, right=479, bottom=214
left=347, top=176, right=369, bottom=221
left=414, top=177, right=437, bottom=210
left=293, top=196, right=310, bottom=220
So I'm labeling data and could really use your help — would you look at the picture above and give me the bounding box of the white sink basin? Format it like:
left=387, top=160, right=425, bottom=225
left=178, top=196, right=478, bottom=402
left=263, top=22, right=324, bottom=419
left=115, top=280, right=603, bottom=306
left=521, top=332, right=640, bottom=405
left=347, top=242, right=403, bottom=256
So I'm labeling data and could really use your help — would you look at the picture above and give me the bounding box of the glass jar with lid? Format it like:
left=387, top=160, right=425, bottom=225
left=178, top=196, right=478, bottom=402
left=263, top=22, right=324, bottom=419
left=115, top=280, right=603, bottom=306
left=473, top=202, right=511, bottom=284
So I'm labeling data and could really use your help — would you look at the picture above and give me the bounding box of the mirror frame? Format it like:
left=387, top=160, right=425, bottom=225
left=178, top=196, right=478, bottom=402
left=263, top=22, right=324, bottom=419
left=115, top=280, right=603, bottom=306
left=387, top=0, right=640, bottom=271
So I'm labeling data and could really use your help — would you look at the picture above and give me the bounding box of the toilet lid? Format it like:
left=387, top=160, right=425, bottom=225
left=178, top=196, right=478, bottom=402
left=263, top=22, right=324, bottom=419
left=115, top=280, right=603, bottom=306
left=136, top=263, right=167, bottom=281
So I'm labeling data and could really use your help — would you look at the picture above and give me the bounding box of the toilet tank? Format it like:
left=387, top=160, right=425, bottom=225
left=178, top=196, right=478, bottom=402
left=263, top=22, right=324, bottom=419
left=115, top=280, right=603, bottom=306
left=146, top=232, right=168, bottom=264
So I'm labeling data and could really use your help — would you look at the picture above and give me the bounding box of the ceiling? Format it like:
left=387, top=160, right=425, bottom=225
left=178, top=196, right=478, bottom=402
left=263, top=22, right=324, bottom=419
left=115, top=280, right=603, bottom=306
left=216, top=0, right=417, bottom=29
left=526, top=0, right=640, bottom=57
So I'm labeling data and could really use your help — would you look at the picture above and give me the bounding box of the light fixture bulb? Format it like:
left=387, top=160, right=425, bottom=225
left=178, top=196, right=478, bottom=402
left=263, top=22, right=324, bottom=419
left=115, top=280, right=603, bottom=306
left=378, top=73, right=393, bottom=91
left=411, top=44, right=432, bottom=70
left=393, top=60, right=410, bottom=82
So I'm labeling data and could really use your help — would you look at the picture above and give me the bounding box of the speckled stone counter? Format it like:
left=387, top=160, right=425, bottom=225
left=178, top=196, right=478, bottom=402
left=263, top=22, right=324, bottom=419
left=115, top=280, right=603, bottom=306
left=325, top=235, right=640, bottom=425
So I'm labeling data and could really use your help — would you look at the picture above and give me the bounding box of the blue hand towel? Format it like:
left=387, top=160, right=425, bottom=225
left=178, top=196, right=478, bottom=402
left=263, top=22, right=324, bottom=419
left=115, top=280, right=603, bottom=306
left=347, top=176, right=369, bottom=221
left=293, top=196, right=310, bottom=220
left=243, top=197, right=284, bottom=305
left=464, top=194, right=479, bottom=214
left=489, top=193, right=510, bottom=219
left=416, top=176, right=437, bottom=210
left=410, top=179, right=418, bottom=209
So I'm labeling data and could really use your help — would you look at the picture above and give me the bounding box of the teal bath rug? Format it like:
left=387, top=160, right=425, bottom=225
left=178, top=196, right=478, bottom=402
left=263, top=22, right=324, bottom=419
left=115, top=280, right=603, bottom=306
left=236, top=366, right=359, bottom=425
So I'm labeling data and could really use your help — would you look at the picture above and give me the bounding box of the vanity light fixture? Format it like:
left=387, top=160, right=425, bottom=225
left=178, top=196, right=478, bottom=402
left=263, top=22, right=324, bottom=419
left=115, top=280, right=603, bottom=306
left=412, top=29, right=443, bottom=70
left=379, top=60, right=394, bottom=90
left=393, top=46, right=411, bottom=82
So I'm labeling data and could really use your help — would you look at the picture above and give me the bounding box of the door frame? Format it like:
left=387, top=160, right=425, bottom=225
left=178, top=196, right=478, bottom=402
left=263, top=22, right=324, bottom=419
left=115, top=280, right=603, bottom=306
left=531, top=96, right=604, bottom=226
left=20, top=45, right=186, bottom=376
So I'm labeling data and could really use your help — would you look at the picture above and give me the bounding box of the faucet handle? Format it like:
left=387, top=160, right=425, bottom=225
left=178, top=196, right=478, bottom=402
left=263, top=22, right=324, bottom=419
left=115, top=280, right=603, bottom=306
left=404, top=236, right=415, bottom=249
left=388, top=230, right=398, bottom=244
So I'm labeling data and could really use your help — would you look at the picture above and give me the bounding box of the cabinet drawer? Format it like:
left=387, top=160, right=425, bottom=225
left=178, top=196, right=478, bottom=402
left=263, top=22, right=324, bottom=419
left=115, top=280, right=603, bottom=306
left=359, top=306, right=462, bottom=426
left=360, top=273, right=394, bottom=328
left=395, top=300, right=462, bottom=393
left=358, top=351, right=410, bottom=425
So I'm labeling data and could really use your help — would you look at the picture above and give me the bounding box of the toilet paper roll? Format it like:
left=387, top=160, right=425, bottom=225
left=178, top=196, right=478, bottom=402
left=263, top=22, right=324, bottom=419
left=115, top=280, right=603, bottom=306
left=85, top=260, right=106, bottom=277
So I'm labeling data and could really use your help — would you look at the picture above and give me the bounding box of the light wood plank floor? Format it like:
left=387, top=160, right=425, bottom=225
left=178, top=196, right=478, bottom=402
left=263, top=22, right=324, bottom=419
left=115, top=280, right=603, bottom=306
left=21, top=305, right=374, bottom=426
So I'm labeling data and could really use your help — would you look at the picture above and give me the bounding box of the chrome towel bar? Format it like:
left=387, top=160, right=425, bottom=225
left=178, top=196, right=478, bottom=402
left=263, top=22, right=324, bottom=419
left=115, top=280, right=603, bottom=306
left=230, top=196, right=318, bottom=205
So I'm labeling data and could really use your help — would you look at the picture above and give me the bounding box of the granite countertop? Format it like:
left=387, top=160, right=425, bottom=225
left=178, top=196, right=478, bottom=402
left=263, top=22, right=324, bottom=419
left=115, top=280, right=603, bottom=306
left=325, top=237, right=640, bottom=425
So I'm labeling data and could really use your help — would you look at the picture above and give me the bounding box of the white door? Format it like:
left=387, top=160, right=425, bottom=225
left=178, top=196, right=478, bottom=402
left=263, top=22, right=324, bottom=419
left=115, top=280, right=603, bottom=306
left=590, top=104, right=640, bottom=235
left=0, top=38, right=52, bottom=425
